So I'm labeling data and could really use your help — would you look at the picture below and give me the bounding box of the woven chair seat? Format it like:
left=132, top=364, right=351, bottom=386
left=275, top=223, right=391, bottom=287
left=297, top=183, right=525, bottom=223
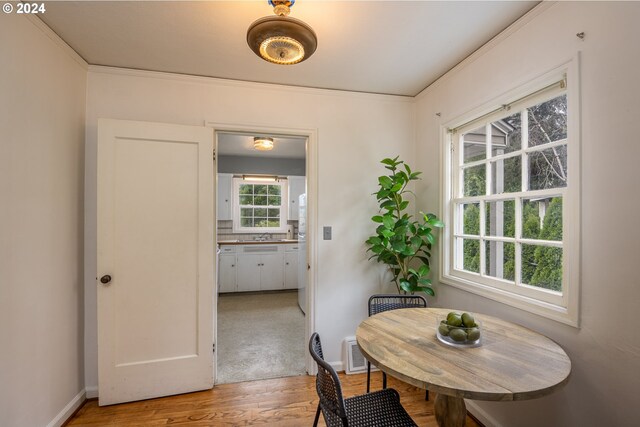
left=342, top=388, right=417, bottom=427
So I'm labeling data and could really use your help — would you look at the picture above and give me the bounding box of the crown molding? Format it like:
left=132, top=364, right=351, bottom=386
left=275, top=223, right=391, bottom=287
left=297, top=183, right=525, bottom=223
left=26, top=14, right=88, bottom=70
left=87, top=65, right=414, bottom=103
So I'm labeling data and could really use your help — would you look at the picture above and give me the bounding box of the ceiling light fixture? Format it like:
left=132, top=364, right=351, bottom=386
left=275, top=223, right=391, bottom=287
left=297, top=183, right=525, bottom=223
left=247, top=0, right=317, bottom=65
left=242, top=175, right=278, bottom=182
left=253, top=136, right=274, bottom=151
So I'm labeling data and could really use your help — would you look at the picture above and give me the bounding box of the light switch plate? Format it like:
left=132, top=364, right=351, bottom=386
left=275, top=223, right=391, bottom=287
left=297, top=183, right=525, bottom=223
left=323, top=226, right=332, bottom=240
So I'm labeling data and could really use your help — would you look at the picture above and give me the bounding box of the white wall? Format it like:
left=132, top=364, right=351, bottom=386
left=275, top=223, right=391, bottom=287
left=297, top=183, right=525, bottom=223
left=415, top=2, right=640, bottom=426
left=0, top=14, right=87, bottom=427
left=84, top=67, right=415, bottom=390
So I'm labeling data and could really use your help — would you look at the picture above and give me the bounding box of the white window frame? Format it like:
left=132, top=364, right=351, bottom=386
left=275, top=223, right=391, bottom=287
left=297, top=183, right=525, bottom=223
left=232, top=177, right=289, bottom=233
left=440, top=60, right=581, bottom=327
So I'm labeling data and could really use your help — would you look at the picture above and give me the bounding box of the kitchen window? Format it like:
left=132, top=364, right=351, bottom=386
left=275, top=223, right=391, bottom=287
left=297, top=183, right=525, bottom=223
left=441, top=66, right=580, bottom=326
left=232, top=178, right=288, bottom=233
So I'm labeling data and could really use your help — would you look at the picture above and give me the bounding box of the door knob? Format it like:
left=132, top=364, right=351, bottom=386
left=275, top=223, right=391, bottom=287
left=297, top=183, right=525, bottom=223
left=100, top=275, right=112, bottom=284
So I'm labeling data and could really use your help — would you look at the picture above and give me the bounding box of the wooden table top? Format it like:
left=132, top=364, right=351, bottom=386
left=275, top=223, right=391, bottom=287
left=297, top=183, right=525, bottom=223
left=356, top=308, right=571, bottom=401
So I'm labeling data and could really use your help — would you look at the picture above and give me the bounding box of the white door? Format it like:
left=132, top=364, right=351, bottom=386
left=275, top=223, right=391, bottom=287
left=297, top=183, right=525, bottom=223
left=97, top=119, right=214, bottom=406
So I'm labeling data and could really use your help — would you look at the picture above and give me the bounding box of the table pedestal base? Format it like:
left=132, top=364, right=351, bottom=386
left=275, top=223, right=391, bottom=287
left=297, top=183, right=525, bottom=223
left=434, top=394, right=466, bottom=427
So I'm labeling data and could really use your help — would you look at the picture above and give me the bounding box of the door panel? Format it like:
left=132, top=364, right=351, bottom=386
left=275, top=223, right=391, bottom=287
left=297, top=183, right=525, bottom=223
left=284, top=251, right=298, bottom=289
left=97, top=119, right=214, bottom=406
left=236, top=254, right=261, bottom=291
left=219, top=254, right=237, bottom=293
left=260, top=253, right=284, bottom=290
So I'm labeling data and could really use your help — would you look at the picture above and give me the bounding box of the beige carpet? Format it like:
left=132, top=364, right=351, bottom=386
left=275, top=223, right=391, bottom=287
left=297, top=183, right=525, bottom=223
left=216, top=291, right=306, bottom=384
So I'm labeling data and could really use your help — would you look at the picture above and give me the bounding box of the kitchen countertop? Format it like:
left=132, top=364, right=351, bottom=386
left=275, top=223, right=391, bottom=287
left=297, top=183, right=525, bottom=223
left=218, top=239, right=299, bottom=245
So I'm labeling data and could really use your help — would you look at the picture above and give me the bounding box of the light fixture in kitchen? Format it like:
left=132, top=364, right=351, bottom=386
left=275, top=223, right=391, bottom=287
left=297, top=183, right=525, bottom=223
left=246, top=0, right=317, bottom=65
left=242, top=174, right=278, bottom=182
left=253, top=136, right=274, bottom=151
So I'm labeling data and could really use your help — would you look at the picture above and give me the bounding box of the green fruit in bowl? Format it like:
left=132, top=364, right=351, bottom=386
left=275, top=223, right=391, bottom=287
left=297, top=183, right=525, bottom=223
left=447, top=314, right=463, bottom=327
left=467, top=327, right=481, bottom=341
left=438, top=323, right=451, bottom=336
left=449, top=328, right=467, bottom=342
left=461, top=312, right=476, bottom=328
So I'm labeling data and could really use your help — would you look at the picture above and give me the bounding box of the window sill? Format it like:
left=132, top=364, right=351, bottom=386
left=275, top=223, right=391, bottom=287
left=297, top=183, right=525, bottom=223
left=439, top=272, right=579, bottom=328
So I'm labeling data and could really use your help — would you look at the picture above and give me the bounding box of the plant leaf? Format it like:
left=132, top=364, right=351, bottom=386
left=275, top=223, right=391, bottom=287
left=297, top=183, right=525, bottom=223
left=418, top=277, right=432, bottom=286
left=366, top=236, right=382, bottom=245
left=379, top=176, right=393, bottom=189
left=399, top=279, right=413, bottom=292
left=371, top=215, right=383, bottom=223
left=425, top=233, right=435, bottom=245
left=417, top=286, right=435, bottom=296
left=382, top=215, right=395, bottom=229
left=381, top=229, right=395, bottom=238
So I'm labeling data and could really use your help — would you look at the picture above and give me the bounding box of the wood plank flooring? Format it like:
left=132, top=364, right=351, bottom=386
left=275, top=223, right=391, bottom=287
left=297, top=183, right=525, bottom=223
left=67, top=372, right=482, bottom=426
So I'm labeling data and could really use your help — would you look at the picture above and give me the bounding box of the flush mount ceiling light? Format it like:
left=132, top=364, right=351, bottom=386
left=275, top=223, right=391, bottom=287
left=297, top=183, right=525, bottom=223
left=254, top=136, right=274, bottom=151
left=247, top=0, right=317, bottom=65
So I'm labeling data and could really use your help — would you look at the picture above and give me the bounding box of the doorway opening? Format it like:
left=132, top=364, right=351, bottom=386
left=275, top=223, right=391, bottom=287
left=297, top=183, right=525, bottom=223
left=214, top=130, right=309, bottom=384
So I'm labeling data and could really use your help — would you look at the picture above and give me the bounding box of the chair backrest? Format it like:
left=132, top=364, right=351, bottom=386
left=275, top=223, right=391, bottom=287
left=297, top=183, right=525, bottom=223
left=309, top=333, right=349, bottom=427
left=368, top=294, right=427, bottom=316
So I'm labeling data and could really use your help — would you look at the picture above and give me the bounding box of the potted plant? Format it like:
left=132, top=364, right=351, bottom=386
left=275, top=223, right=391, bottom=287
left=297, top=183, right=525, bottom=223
left=365, top=157, right=443, bottom=295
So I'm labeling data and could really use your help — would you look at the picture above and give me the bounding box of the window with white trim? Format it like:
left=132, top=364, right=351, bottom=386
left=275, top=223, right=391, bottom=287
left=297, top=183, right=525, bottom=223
left=232, top=178, right=288, bottom=233
left=442, top=70, right=580, bottom=326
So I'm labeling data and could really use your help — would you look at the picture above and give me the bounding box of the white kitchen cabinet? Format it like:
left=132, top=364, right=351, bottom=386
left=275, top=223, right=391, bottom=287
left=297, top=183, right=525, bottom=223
left=260, top=253, right=285, bottom=291
left=218, top=254, right=237, bottom=293
left=236, top=245, right=284, bottom=291
left=216, top=173, right=233, bottom=221
left=287, top=176, right=305, bottom=220
left=284, top=251, right=298, bottom=289
left=236, top=253, right=262, bottom=292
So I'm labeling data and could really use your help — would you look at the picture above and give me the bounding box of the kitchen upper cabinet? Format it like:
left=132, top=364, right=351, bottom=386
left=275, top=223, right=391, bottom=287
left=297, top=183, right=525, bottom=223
left=218, top=254, right=237, bottom=293
left=216, top=173, right=233, bottom=221
left=288, top=176, right=305, bottom=221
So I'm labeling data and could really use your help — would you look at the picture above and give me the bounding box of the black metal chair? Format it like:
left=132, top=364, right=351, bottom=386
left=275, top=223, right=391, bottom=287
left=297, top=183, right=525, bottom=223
left=309, top=333, right=417, bottom=427
left=367, top=294, right=429, bottom=401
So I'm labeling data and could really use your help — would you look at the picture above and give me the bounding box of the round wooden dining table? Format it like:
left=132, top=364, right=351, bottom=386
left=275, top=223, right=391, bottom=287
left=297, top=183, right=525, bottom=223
left=356, top=308, right=571, bottom=427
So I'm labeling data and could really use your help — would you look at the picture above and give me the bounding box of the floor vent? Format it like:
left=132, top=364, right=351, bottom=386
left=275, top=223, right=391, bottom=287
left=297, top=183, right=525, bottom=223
left=344, top=336, right=377, bottom=375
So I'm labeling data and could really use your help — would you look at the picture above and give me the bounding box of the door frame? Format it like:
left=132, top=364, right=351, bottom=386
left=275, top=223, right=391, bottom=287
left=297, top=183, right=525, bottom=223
left=205, top=121, right=318, bottom=377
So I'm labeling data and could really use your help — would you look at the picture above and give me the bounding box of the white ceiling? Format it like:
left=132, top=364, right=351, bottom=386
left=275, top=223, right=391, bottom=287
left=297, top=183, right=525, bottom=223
left=40, top=1, right=537, bottom=97
left=218, top=133, right=306, bottom=159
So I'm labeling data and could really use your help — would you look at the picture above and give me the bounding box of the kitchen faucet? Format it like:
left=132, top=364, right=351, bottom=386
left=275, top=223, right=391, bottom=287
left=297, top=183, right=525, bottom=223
left=255, top=233, right=270, bottom=241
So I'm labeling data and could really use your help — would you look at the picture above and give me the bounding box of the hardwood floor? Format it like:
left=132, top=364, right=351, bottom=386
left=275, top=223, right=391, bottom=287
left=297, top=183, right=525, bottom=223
left=67, top=372, right=482, bottom=426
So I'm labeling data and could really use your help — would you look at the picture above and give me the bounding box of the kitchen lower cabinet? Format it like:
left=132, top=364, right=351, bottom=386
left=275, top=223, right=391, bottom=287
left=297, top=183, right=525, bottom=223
left=236, top=245, right=284, bottom=291
left=284, top=252, right=298, bottom=289
left=218, top=254, right=237, bottom=293
left=259, top=253, right=285, bottom=290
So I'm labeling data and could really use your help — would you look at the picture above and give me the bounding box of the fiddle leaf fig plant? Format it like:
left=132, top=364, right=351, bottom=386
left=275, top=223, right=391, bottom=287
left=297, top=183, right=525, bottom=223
left=365, top=156, right=444, bottom=296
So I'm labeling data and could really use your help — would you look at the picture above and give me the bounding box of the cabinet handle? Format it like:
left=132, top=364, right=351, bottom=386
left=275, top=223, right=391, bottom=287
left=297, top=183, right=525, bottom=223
left=286, top=262, right=289, bottom=265
left=231, top=264, right=235, bottom=267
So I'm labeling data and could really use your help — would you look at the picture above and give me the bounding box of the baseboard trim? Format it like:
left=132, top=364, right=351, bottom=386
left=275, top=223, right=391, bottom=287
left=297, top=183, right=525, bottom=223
left=329, top=361, right=344, bottom=372
left=465, top=401, right=502, bottom=427
left=85, top=386, right=98, bottom=399
left=46, top=389, right=86, bottom=427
